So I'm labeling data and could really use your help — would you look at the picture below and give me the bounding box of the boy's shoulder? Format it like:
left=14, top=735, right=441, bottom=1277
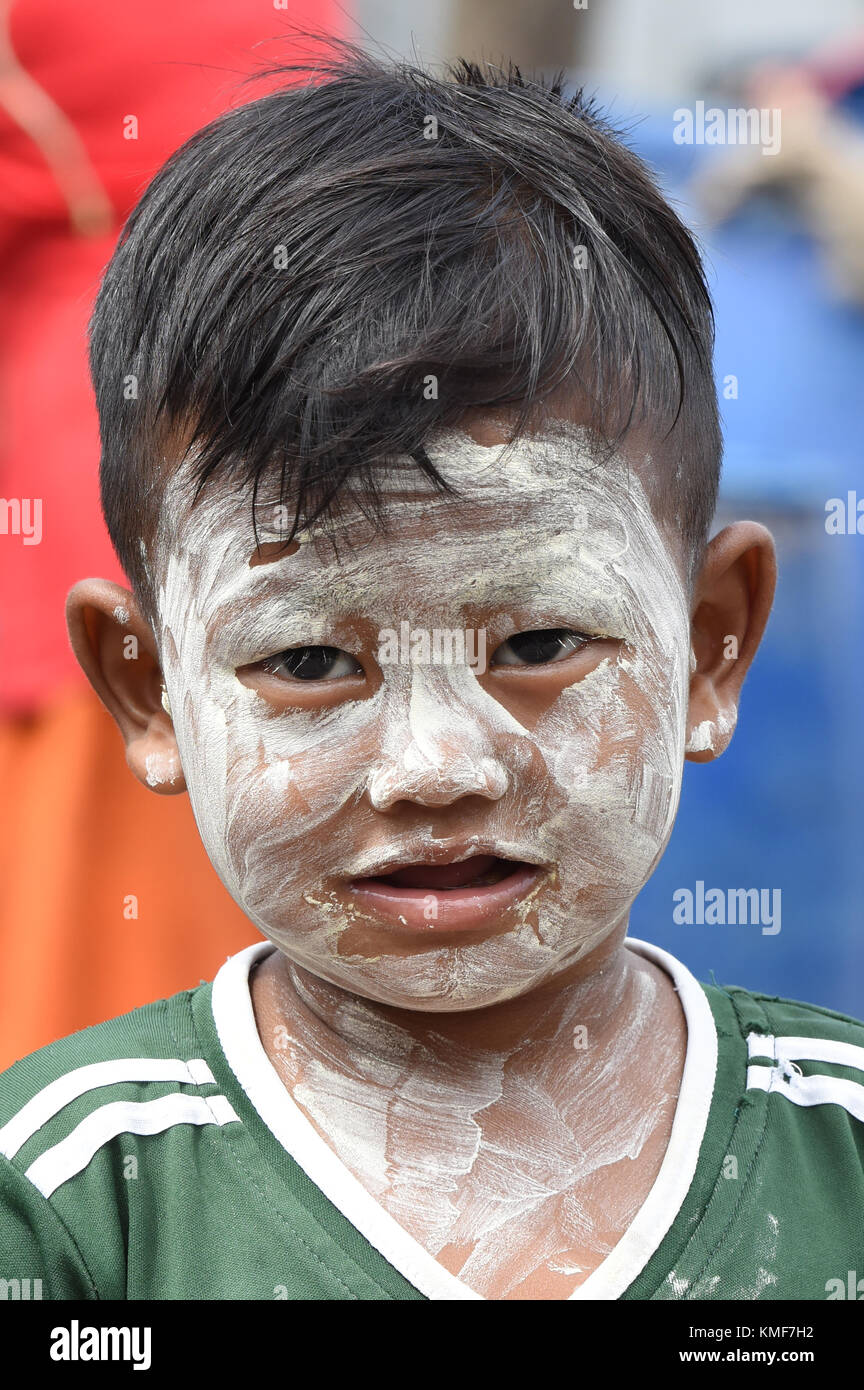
left=697, top=976, right=864, bottom=1149
left=0, top=977, right=221, bottom=1184
left=709, top=976, right=864, bottom=1050
left=0, top=973, right=287, bottom=1306
left=0, top=960, right=420, bottom=1301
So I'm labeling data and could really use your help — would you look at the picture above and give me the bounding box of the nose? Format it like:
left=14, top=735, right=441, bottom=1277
left=366, top=666, right=522, bottom=813
left=368, top=747, right=510, bottom=811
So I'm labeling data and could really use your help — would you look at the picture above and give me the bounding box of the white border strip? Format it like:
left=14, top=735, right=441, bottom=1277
left=569, top=937, right=718, bottom=1300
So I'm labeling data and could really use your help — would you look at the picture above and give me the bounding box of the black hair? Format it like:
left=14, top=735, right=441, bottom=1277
left=89, top=38, right=721, bottom=618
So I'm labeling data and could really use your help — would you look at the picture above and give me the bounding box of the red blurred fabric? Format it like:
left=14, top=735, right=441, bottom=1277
left=0, top=0, right=343, bottom=713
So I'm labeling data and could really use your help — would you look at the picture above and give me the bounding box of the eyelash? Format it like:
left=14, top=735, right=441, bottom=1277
left=261, top=647, right=362, bottom=682
left=258, top=629, right=606, bottom=683
left=492, top=629, right=597, bottom=668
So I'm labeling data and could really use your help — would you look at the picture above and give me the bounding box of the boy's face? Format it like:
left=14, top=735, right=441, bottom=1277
left=152, top=423, right=692, bottom=1010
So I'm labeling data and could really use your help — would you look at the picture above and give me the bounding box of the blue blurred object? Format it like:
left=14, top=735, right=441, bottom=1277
left=616, top=111, right=864, bottom=1014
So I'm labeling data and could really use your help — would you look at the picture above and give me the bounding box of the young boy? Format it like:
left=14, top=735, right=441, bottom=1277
left=1, top=47, right=862, bottom=1303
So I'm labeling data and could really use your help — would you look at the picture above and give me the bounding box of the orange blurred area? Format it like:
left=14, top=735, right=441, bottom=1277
left=0, top=685, right=257, bottom=1069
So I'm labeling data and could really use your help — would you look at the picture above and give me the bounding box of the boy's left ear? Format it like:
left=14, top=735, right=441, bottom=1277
left=685, top=521, right=777, bottom=762
left=66, top=578, right=186, bottom=795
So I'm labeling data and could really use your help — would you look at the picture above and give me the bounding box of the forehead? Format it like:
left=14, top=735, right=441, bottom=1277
left=153, top=425, right=680, bottom=627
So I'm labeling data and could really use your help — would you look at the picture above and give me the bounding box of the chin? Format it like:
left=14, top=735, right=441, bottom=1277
left=265, top=918, right=616, bottom=1013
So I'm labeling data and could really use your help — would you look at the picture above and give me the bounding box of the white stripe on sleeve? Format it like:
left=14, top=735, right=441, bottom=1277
left=0, top=1058, right=216, bottom=1160
left=747, top=1063, right=864, bottom=1123
left=24, top=1093, right=239, bottom=1198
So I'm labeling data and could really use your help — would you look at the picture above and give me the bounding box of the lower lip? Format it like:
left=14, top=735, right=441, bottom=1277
left=343, top=863, right=543, bottom=933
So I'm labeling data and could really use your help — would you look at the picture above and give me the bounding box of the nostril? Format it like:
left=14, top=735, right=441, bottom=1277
left=366, top=755, right=510, bottom=812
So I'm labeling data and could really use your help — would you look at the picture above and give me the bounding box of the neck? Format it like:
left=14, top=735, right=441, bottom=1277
left=258, top=923, right=659, bottom=1085
left=251, top=924, right=688, bottom=1299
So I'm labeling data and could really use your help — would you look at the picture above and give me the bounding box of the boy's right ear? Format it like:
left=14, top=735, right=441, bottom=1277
left=66, top=579, right=186, bottom=795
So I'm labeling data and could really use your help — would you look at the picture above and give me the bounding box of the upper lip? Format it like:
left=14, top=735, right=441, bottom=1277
left=340, top=840, right=548, bottom=882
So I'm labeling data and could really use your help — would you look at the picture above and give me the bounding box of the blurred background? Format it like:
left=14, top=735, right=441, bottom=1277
left=1, top=0, right=862, bottom=1066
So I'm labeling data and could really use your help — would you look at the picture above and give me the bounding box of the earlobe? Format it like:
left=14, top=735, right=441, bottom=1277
left=65, top=578, right=187, bottom=795
left=684, top=682, right=738, bottom=760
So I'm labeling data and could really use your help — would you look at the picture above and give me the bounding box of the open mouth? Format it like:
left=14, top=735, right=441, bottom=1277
left=365, top=854, right=523, bottom=891
left=344, top=854, right=542, bottom=933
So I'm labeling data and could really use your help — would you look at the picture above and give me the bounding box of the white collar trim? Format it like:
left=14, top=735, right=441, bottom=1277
left=211, top=936, right=718, bottom=1300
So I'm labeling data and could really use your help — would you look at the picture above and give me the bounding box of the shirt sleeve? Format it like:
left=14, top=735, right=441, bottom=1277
left=0, top=1154, right=100, bottom=1299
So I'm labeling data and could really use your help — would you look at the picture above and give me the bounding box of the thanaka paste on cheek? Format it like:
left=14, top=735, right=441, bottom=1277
left=153, top=424, right=692, bottom=1011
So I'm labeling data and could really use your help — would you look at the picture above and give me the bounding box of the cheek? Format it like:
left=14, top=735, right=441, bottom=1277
left=218, top=693, right=379, bottom=907
left=532, top=648, right=687, bottom=893
left=166, top=648, right=378, bottom=901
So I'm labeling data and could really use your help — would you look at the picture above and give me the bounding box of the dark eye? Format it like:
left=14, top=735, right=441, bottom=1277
left=490, top=629, right=594, bottom=667
left=261, top=646, right=363, bottom=682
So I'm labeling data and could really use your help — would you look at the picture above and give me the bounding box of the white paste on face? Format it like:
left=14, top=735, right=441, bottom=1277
left=151, top=422, right=693, bottom=1011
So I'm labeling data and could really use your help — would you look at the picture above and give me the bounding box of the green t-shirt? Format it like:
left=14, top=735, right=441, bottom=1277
left=1, top=938, right=862, bottom=1301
